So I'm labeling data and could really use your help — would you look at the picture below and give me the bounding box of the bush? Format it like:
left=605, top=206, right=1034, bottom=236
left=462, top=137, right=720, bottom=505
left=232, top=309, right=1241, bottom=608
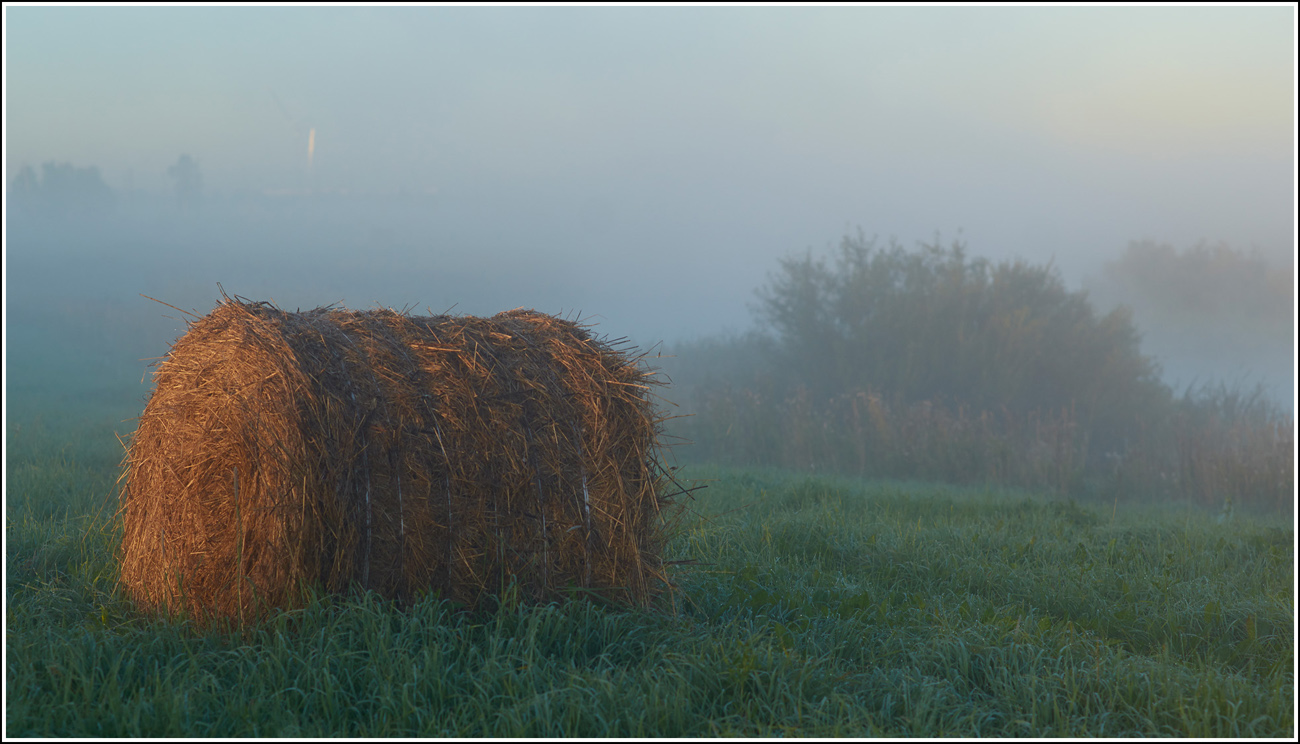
left=753, top=232, right=1169, bottom=458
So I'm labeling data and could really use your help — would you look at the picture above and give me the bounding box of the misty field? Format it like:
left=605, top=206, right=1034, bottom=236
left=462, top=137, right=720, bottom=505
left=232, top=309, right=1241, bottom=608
left=5, top=388, right=1294, bottom=737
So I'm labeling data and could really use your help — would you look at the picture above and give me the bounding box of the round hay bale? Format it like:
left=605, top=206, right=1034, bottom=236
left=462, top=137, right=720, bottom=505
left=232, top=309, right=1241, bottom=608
left=119, top=297, right=671, bottom=625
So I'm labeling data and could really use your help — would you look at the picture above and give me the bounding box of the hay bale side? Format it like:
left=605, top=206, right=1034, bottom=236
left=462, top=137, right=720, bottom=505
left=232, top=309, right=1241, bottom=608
left=119, top=299, right=669, bottom=625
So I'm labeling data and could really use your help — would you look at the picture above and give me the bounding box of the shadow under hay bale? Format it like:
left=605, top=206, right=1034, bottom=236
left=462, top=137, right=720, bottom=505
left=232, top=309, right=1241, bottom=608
left=120, top=297, right=674, bottom=626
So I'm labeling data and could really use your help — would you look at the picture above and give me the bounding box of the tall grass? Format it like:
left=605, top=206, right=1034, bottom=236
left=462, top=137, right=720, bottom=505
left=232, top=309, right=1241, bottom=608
left=670, top=380, right=1293, bottom=518
left=681, top=385, right=1087, bottom=494
left=1172, top=383, right=1295, bottom=516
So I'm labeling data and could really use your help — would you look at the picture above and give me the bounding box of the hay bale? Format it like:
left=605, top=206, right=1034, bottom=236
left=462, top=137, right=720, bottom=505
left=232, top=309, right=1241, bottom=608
left=120, top=297, right=671, bottom=625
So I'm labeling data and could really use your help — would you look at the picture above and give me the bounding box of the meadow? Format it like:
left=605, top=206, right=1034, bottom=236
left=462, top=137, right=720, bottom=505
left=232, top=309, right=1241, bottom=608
left=5, top=377, right=1294, bottom=737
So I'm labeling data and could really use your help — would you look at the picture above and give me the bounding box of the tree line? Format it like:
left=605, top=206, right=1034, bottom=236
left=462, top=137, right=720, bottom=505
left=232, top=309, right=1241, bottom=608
left=661, top=232, right=1292, bottom=515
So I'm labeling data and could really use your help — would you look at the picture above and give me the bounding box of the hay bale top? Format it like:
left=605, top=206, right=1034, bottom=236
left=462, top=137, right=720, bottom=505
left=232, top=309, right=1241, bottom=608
left=120, top=297, right=673, bottom=625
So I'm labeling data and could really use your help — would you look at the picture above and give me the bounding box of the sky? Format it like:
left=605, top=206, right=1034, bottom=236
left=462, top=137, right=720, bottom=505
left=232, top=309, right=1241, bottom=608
left=3, top=4, right=1296, bottom=368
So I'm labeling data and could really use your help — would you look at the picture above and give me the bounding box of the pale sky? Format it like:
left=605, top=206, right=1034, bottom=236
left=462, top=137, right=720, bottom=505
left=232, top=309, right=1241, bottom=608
left=4, top=4, right=1296, bottom=345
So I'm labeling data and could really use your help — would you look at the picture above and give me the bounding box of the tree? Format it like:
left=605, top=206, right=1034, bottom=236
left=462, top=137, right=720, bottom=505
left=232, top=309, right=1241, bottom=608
left=10, top=164, right=39, bottom=198
left=167, top=154, right=203, bottom=211
left=7, top=161, right=114, bottom=214
left=754, top=231, right=1170, bottom=454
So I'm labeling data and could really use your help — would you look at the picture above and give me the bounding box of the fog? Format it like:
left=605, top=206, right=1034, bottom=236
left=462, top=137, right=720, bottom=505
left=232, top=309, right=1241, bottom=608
left=4, top=6, right=1295, bottom=408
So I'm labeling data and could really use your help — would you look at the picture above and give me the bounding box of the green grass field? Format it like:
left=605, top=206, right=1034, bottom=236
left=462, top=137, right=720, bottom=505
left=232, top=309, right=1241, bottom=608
left=4, top=378, right=1295, bottom=737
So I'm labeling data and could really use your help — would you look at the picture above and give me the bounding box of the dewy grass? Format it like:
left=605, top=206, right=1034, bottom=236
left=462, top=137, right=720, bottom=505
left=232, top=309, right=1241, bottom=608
left=5, top=371, right=1295, bottom=737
